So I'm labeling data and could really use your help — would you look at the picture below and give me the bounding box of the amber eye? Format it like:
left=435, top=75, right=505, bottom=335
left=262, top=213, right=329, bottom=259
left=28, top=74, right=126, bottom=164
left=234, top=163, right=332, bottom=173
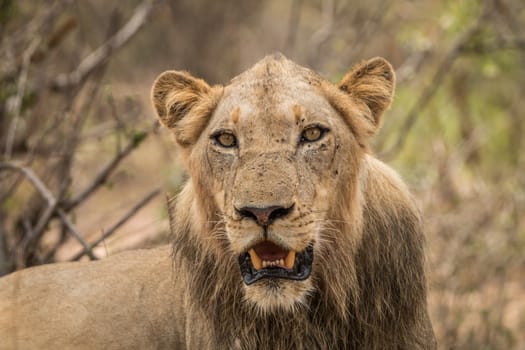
left=213, top=132, right=237, bottom=148
left=301, top=126, right=325, bottom=143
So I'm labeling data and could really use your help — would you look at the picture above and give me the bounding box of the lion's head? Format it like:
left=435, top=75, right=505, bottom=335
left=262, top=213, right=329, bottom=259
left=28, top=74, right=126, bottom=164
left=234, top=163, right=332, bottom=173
left=151, top=53, right=395, bottom=313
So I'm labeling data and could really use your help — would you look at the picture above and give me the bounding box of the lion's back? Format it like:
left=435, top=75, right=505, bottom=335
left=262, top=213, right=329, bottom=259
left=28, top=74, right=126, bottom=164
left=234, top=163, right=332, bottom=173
left=0, top=246, right=186, bottom=349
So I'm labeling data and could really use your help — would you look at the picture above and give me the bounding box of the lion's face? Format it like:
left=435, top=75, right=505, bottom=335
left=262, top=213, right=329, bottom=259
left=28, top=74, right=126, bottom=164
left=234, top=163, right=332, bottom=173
left=152, top=53, right=395, bottom=312
left=202, top=80, right=354, bottom=310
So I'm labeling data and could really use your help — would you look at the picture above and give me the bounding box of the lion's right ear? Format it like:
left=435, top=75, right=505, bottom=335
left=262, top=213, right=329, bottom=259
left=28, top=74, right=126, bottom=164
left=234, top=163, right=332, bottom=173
left=321, top=58, right=394, bottom=149
left=151, top=70, right=220, bottom=146
left=338, top=57, right=395, bottom=132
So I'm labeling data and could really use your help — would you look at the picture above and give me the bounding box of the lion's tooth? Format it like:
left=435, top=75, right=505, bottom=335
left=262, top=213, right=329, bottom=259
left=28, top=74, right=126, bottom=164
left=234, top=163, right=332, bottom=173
left=285, top=251, right=296, bottom=269
left=260, top=258, right=290, bottom=269
left=249, top=249, right=262, bottom=270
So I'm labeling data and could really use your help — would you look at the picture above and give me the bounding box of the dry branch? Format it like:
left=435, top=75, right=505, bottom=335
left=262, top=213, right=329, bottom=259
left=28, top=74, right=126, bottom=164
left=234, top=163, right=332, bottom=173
left=64, top=125, right=154, bottom=211
left=4, top=37, right=41, bottom=159
left=380, top=2, right=493, bottom=160
left=70, top=187, right=161, bottom=261
left=51, top=0, right=155, bottom=90
left=0, top=0, right=70, bottom=80
left=0, top=162, right=97, bottom=260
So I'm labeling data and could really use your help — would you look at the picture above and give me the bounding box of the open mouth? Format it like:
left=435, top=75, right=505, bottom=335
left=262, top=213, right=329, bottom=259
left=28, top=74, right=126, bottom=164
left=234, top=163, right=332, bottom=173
left=238, top=240, right=314, bottom=285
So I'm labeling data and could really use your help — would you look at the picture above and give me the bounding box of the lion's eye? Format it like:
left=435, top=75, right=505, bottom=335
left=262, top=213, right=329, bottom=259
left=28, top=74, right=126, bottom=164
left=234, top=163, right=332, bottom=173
left=301, top=126, right=325, bottom=143
left=213, top=132, right=237, bottom=148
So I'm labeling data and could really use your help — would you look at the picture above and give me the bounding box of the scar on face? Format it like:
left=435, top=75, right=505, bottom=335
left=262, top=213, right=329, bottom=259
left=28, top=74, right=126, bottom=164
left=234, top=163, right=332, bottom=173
left=292, top=104, right=303, bottom=125
left=231, top=106, right=240, bottom=124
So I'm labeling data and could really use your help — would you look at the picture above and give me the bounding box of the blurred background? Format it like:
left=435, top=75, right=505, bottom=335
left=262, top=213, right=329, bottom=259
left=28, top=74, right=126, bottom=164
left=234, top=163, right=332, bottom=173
left=0, top=0, right=524, bottom=348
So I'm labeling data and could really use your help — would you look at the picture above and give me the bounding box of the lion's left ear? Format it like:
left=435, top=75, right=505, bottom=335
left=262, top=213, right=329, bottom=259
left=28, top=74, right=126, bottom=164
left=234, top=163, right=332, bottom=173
left=338, top=57, right=395, bottom=131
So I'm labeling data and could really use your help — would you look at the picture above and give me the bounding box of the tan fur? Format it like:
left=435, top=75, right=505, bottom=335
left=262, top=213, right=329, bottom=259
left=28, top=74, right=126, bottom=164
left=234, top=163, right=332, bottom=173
left=0, top=53, right=436, bottom=349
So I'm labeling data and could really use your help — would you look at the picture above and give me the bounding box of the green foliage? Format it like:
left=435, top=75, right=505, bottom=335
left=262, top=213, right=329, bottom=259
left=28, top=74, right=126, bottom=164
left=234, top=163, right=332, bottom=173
left=130, top=130, right=147, bottom=147
left=443, top=0, right=481, bottom=33
left=0, top=0, right=15, bottom=26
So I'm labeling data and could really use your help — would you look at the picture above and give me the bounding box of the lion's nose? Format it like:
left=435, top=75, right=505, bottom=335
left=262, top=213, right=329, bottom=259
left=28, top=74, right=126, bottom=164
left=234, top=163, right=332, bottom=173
left=236, top=204, right=294, bottom=226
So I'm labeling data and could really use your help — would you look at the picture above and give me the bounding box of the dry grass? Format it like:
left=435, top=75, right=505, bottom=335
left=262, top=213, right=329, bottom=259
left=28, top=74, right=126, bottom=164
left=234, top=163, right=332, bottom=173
left=423, top=177, right=525, bottom=349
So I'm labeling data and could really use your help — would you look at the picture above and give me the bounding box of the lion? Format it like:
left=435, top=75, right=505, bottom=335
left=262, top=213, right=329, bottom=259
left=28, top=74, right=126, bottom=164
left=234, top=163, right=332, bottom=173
left=0, top=53, right=436, bottom=349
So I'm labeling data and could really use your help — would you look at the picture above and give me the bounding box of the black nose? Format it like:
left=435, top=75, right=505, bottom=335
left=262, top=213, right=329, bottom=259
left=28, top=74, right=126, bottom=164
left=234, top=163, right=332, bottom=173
left=236, top=204, right=294, bottom=226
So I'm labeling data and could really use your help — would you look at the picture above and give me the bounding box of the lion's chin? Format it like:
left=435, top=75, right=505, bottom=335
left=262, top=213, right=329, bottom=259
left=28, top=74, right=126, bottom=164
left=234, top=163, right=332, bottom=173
left=243, top=278, right=313, bottom=313
left=239, top=241, right=315, bottom=313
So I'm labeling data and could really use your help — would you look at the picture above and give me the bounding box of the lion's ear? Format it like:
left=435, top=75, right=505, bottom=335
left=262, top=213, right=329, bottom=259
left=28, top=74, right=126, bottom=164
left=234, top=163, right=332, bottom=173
left=151, top=70, right=221, bottom=146
left=338, top=57, right=395, bottom=131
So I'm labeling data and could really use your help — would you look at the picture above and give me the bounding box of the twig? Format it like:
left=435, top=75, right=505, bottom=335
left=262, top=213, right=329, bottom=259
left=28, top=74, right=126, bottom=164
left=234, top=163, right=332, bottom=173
left=379, top=3, right=492, bottom=160
left=4, top=37, right=41, bottom=159
left=0, top=163, right=55, bottom=203
left=51, top=0, right=155, bottom=90
left=56, top=208, right=97, bottom=259
left=70, top=187, right=161, bottom=261
left=0, top=162, right=96, bottom=260
left=64, top=125, right=153, bottom=211
left=0, top=172, right=24, bottom=203
left=0, top=0, right=69, bottom=82
left=26, top=192, right=61, bottom=251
